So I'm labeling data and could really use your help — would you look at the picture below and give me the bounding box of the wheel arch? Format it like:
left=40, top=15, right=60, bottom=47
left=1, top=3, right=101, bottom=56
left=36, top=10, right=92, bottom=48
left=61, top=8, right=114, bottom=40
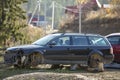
left=87, top=50, right=105, bottom=72
left=28, top=50, right=45, bottom=64
left=27, top=50, right=44, bottom=56
left=87, top=50, right=104, bottom=64
left=88, top=50, right=103, bottom=58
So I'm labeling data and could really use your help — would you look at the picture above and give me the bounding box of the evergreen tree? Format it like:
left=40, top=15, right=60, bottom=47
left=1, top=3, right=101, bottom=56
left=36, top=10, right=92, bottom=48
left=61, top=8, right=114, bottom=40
left=0, top=0, right=27, bottom=46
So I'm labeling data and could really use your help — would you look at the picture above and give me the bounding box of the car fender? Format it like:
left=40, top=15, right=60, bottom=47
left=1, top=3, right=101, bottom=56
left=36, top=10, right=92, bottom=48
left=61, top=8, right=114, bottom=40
left=88, top=50, right=103, bottom=58
left=16, top=49, right=45, bottom=65
left=20, top=49, right=44, bottom=58
left=29, top=50, right=44, bottom=55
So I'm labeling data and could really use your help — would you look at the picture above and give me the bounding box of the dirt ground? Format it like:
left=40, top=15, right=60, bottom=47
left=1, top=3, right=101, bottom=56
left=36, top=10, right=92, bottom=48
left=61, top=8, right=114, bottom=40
left=3, top=67, right=120, bottom=80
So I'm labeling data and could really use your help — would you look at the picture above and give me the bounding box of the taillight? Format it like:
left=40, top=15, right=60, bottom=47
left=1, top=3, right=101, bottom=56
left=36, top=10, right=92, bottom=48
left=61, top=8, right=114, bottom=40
left=110, top=47, right=113, bottom=54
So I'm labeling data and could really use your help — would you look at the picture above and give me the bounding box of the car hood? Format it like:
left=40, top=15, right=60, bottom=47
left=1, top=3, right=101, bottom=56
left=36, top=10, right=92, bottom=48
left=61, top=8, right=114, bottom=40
left=7, top=44, right=43, bottom=51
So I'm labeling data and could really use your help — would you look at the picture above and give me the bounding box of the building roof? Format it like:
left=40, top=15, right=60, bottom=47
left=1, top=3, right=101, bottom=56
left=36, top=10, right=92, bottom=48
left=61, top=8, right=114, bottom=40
left=65, top=0, right=98, bottom=16
left=96, top=0, right=111, bottom=8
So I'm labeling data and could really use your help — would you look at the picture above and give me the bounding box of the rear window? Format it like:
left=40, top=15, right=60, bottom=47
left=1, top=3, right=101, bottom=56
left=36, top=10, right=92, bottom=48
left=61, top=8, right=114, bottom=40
left=107, top=36, right=120, bottom=45
left=88, top=36, right=109, bottom=46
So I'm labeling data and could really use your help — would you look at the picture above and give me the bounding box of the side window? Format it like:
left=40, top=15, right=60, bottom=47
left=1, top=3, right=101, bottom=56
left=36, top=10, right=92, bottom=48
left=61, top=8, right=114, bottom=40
left=107, top=36, right=120, bottom=45
left=52, top=36, right=70, bottom=46
left=72, top=36, right=88, bottom=45
left=88, top=36, right=108, bottom=46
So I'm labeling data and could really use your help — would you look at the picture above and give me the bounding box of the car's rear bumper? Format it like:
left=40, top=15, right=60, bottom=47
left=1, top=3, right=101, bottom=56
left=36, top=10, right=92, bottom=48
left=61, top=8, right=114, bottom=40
left=104, top=54, right=114, bottom=64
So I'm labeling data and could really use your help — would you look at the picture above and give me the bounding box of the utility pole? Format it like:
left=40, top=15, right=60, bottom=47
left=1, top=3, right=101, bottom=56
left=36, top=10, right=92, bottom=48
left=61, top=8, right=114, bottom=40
left=28, top=4, right=38, bottom=24
left=44, top=2, right=47, bottom=22
left=37, top=0, right=41, bottom=26
left=79, top=4, right=81, bottom=33
left=28, top=0, right=41, bottom=25
left=44, top=2, right=47, bottom=34
left=52, top=1, right=55, bottom=30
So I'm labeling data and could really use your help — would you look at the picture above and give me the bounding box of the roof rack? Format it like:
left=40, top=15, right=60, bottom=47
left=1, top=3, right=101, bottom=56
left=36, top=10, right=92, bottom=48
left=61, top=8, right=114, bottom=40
left=51, top=32, right=65, bottom=35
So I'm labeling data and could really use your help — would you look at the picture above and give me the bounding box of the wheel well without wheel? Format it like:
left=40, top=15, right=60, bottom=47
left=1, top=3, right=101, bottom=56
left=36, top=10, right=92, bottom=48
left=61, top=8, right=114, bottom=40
left=29, top=52, right=44, bottom=64
left=87, top=51, right=103, bottom=65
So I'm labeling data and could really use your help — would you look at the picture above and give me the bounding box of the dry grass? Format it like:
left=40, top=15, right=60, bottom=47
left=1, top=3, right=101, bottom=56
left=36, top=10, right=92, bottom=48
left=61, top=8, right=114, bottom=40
left=0, top=65, right=86, bottom=80
left=0, top=65, right=120, bottom=80
left=85, top=9, right=119, bottom=21
left=0, top=56, right=3, bottom=62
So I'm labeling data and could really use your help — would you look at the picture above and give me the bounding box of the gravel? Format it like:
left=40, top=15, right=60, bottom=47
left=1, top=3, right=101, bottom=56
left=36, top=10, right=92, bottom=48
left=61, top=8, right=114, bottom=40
left=3, top=72, right=90, bottom=80
left=3, top=68, right=120, bottom=80
left=1, top=64, right=120, bottom=80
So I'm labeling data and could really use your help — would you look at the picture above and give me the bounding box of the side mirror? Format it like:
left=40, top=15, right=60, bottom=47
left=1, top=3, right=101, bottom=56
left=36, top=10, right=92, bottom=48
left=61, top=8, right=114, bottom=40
left=48, top=41, right=56, bottom=47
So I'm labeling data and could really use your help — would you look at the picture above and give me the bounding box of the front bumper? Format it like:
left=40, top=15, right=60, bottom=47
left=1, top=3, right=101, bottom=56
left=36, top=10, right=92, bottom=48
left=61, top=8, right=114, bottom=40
left=4, top=50, right=24, bottom=65
left=4, top=51, right=17, bottom=64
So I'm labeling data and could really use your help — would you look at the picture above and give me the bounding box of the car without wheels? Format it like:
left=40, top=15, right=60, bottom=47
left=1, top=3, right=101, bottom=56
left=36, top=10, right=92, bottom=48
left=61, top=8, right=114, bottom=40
left=4, top=33, right=114, bottom=72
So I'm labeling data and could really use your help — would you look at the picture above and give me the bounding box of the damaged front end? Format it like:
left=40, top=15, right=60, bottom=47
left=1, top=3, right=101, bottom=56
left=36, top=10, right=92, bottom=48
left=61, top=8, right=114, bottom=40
left=4, top=49, right=28, bottom=67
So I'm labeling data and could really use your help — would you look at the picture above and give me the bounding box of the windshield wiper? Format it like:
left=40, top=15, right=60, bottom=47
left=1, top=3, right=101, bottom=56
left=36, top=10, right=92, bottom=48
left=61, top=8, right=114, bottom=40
left=32, top=43, right=39, bottom=45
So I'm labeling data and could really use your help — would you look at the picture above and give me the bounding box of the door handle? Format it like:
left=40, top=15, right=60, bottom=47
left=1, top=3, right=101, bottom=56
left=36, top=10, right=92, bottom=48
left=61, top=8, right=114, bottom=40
left=87, top=48, right=90, bottom=50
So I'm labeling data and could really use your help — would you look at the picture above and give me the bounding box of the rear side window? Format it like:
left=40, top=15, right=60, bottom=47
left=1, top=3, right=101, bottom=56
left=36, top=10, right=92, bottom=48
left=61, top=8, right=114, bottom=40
left=107, top=36, right=120, bottom=45
left=72, top=36, right=88, bottom=45
left=88, top=36, right=109, bottom=46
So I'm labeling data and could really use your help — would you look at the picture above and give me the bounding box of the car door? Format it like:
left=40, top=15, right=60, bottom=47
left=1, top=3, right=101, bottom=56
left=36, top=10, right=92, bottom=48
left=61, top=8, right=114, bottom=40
left=69, top=35, right=90, bottom=61
left=44, top=36, right=71, bottom=61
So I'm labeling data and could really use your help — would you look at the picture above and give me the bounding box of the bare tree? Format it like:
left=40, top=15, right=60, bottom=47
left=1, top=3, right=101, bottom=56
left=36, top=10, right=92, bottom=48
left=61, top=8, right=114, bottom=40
left=111, top=0, right=120, bottom=14
left=76, top=0, right=90, bottom=4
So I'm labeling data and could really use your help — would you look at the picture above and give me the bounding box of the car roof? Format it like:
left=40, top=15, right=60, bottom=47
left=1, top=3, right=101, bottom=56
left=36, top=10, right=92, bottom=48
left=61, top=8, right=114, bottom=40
left=106, top=33, right=120, bottom=37
left=52, top=33, right=102, bottom=37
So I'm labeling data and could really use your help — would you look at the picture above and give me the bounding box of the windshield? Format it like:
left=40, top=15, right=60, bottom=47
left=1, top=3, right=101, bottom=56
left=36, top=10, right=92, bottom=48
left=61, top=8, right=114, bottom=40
left=32, top=34, right=60, bottom=46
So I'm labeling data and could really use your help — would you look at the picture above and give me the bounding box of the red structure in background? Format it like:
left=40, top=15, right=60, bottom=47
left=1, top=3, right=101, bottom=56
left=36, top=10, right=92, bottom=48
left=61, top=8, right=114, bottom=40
left=65, top=0, right=98, bottom=17
left=65, top=6, right=79, bottom=16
